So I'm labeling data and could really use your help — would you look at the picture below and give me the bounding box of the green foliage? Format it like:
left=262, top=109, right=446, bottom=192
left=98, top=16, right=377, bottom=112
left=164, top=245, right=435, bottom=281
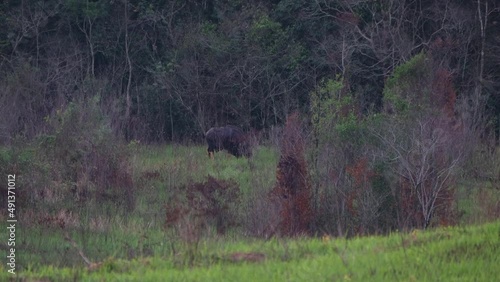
left=249, top=15, right=287, bottom=54
left=248, top=13, right=306, bottom=73
left=383, top=52, right=430, bottom=115
left=66, top=0, right=109, bottom=20
left=310, top=77, right=364, bottom=145
left=385, top=52, right=428, bottom=90
left=310, top=77, right=342, bottom=141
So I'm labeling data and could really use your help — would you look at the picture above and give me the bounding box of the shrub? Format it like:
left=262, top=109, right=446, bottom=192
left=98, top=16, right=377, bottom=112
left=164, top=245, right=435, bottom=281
left=270, top=112, right=313, bottom=236
left=37, top=96, right=134, bottom=211
left=165, top=176, right=241, bottom=235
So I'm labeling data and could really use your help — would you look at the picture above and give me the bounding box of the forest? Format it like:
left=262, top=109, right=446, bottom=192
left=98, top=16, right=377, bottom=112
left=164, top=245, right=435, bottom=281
left=1, top=0, right=499, bottom=141
left=0, top=0, right=499, bottom=279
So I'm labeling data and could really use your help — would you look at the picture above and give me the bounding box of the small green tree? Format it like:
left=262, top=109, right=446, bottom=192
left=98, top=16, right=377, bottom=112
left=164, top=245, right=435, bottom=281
left=383, top=52, right=430, bottom=115
left=309, top=77, right=389, bottom=235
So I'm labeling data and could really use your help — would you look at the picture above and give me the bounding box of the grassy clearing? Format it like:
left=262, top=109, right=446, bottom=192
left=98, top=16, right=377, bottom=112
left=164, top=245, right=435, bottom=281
left=7, top=221, right=500, bottom=281
left=3, top=144, right=499, bottom=281
left=130, top=143, right=278, bottom=190
left=2, top=144, right=279, bottom=274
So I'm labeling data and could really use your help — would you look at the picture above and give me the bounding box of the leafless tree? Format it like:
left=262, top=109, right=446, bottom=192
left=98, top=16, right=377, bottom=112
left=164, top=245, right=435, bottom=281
left=372, top=114, right=463, bottom=229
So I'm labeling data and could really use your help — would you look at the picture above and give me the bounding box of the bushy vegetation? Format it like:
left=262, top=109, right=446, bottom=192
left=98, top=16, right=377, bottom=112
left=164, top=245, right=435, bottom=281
left=0, top=97, right=135, bottom=247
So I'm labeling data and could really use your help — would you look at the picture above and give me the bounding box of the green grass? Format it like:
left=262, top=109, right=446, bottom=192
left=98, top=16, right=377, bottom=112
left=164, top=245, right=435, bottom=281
left=130, top=144, right=278, bottom=216
left=6, top=221, right=500, bottom=281
left=130, top=144, right=277, bottom=186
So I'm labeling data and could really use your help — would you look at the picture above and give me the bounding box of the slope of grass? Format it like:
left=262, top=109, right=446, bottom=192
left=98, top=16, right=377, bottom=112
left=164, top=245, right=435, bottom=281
left=7, top=221, right=499, bottom=281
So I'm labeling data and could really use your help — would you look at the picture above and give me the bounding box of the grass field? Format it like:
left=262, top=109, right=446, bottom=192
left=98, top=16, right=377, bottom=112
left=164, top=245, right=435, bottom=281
left=2, top=144, right=499, bottom=281
left=5, top=221, right=499, bottom=281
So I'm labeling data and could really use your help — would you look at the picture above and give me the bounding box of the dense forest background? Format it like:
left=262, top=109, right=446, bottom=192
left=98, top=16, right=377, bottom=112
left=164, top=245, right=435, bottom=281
left=1, top=0, right=498, bottom=142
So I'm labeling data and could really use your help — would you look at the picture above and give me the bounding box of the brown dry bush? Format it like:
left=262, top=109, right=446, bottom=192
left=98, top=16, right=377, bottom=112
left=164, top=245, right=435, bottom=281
left=243, top=193, right=281, bottom=238
left=165, top=176, right=241, bottom=236
left=270, top=112, right=313, bottom=236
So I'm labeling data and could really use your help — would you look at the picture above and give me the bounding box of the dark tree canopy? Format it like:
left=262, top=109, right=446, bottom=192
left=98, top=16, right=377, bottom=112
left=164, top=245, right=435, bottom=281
left=0, top=0, right=498, bottom=143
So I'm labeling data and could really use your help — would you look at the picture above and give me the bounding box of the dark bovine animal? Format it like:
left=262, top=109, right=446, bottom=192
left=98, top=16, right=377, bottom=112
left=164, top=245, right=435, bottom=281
left=205, top=125, right=252, bottom=158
